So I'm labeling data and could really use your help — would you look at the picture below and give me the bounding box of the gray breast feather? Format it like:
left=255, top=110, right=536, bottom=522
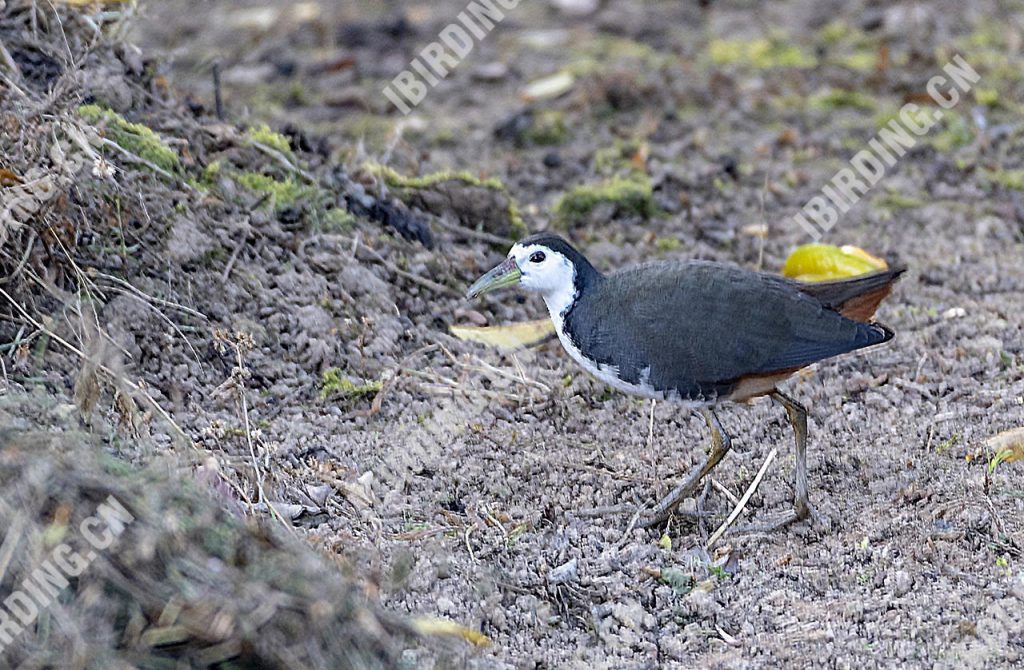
left=563, top=260, right=887, bottom=400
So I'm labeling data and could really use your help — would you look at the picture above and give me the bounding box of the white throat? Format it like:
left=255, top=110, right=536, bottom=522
left=542, top=270, right=577, bottom=332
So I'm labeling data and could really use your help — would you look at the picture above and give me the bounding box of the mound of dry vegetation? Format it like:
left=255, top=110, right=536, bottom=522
left=0, top=1, right=441, bottom=666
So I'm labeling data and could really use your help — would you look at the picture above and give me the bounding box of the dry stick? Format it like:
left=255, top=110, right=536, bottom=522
left=357, top=243, right=462, bottom=298
left=712, top=478, right=741, bottom=506
left=0, top=512, right=26, bottom=588
left=232, top=345, right=290, bottom=530
left=0, top=230, right=37, bottom=285
left=706, top=447, right=778, bottom=548
left=646, top=400, right=656, bottom=451
left=433, top=218, right=513, bottom=247
left=212, top=61, right=224, bottom=121
left=0, top=286, right=194, bottom=448
left=99, top=137, right=192, bottom=189
left=95, top=271, right=207, bottom=320
left=0, top=37, right=22, bottom=82
left=249, top=140, right=316, bottom=183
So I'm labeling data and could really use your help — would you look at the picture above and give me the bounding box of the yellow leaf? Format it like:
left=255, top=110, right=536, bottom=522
left=521, top=71, right=575, bottom=102
left=658, top=534, right=672, bottom=551
left=410, top=616, right=490, bottom=646
left=986, top=427, right=1024, bottom=464
left=451, top=319, right=555, bottom=351
left=782, top=244, right=888, bottom=282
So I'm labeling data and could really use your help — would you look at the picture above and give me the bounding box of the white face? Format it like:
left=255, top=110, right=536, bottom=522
left=509, top=243, right=575, bottom=297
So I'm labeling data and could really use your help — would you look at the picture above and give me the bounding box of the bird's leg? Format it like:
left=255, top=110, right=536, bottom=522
left=734, top=391, right=814, bottom=533
left=771, top=390, right=810, bottom=522
left=697, top=477, right=713, bottom=536
left=640, top=408, right=731, bottom=528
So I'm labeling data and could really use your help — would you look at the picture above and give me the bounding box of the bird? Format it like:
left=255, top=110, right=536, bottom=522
left=466, top=232, right=904, bottom=529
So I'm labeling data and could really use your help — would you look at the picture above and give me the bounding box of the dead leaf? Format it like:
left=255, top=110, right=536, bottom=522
left=450, top=319, right=555, bottom=351
left=0, top=168, right=21, bottom=186
left=72, top=362, right=100, bottom=416
left=410, top=616, right=490, bottom=646
left=986, top=427, right=1024, bottom=464
left=521, top=71, right=575, bottom=102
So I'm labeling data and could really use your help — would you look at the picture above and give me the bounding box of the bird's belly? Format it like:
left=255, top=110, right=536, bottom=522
left=552, top=319, right=710, bottom=408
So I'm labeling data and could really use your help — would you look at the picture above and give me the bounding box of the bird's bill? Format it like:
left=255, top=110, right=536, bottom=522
left=466, top=257, right=522, bottom=298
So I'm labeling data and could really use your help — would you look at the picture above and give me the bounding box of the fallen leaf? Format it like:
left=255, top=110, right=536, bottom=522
left=783, top=243, right=888, bottom=282
left=521, top=71, right=575, bottom=102
left=451, top=319, right=555, bottom=351
left=0, top=168, right=21, bottom=186
left=411, top=617, right=490, bottom=646
left=986, top=427, right=1024, bottom=465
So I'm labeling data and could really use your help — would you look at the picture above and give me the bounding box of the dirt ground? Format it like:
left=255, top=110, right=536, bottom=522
left=4, top=0, right=1024, bottom=667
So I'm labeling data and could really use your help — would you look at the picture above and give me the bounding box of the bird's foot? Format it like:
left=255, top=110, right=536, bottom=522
left=729, top=500, right=827, bottom=535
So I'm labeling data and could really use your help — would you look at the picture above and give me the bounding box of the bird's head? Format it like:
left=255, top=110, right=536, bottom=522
left=466, top=234, right=582, bottom=301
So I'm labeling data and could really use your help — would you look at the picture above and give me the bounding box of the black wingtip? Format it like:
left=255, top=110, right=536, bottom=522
left=874, top=321, right=896, bottom=343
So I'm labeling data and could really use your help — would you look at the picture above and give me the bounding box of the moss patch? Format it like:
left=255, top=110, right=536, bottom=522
left=708, top=37, right=816, bottom=69
left=983, top=168, right=1024, bottom=191
left=525, top=110, right=570, bottom=146
left=247, top=123, right=293, bottom=155
left=809, top=88, right=878, bottom=111
left=78, top=104, right=180, bottom=173
left=553, top=174, right=655, bottom=228
left=321, top=368, right=382, bottom=400
left=235, top=172, right=317, bottom=208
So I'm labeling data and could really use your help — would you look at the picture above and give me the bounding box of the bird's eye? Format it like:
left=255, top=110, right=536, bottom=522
left=529, top=251, right=546, bottom=264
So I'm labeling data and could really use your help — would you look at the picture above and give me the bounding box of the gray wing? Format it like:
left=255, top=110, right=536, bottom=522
left=564, top=261, right=889, bottom=400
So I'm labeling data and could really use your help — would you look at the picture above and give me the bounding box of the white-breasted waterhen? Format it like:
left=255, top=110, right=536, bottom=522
left=467, top=232, right=904, bottom=529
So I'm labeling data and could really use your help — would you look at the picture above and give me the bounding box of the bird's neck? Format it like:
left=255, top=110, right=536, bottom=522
left=543, top=258, right=601, bottom=328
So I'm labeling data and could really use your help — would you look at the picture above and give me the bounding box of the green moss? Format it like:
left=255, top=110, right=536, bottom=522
left=974, top=87, right=1000, bottom=107
left=236, top=172, right=317, bottom=208
left=525, top=110, right=570, bottom=146
left=593, top=139, right=644, bottom=174
left=553, top=174, right=655, bottom=228
left=78, top=104, right=179, bottom=173
left=816, top=21, right=878, bottom=71
left=321, top=368, right=382, bottom=400
left=984, top=168, right=1024, bottom=191
left=655, top=237, right=682, bottom=252
left=835, top=51, right=877, bottom=71
left=930, top=112, right=974, bottom=152
left=708, top=37, right=816, bottom=69
left=872, top=107, right=973, bottom=152
left=809, top=88, right=878, bottom=111
left=201, top=160, right=222, bottom=187
left=817, top=21, right=852, bottom=46
left=247, top=123, right=293, bottom=154
left=873, top=190, right=926, bottom=211
left=323, top=207, right=355, bottom=229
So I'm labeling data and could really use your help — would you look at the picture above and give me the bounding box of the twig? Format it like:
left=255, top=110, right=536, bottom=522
left=433, top=218, right=513, bottom=247
left=95, top=272, right=207, bottom=320
left=712, top=478, right=741, bottom=506
left=0, top=230, right=36, bottom=285
left=0, top=37, right=22, bottom=83
left=0, top=512, right=26, bottom=587
left=464, top=524, right=477, bottom=563
left=706, top=447, right=778, bottom=548
left=99, top=137, right=192, bottom=189
left=221, top=235, right=247, bottom=282
left=357, top=243, right=461, bottom=298
left=212, top=61, right=224, bottom=120
left=646, top=400, right=656, bottom=451
left=0, top=286, right=193, bottom=447
left=249, top=140, right=316, bottom=183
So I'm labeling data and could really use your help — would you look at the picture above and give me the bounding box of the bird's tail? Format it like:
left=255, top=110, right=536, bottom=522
left=796, top=265, right=906, bottom=323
